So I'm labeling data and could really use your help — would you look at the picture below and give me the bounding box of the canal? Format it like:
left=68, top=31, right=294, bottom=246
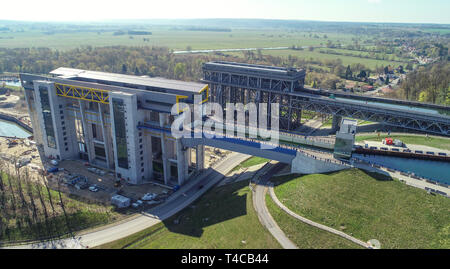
left=0, top=119, right=31, bottom=138
left=336, top=97, right=450, bottom=116
left=353, top=153, right=450, bottom=185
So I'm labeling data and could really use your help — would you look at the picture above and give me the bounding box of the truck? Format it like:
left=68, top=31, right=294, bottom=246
left=393, top=139, right=404, bottom=147
left=111, top=195, right=131, bottom=208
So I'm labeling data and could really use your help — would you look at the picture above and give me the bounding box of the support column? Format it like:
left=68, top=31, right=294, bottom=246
left=159, top=113, right=170, bottom=185
left=98, top=102, right=112, bottom=169
left=332, top=115, right=342, bottom=131
left=176, top=139, right=186, bottom=186
left=196, top=144, right=205, bottom=171
left=78, top=100, right=94, bottom=162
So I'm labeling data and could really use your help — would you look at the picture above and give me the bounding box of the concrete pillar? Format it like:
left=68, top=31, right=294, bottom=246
left=78, top=99, right=94, bottom=162
left=332, top=115, right=342, bottom=131
left=98, top=102, right=112, bottom=169
left=176, top=139, right=186, bottom=186
left=160, top=113, right=170, bottom=185
left=196, top=144, right=205, bottom=171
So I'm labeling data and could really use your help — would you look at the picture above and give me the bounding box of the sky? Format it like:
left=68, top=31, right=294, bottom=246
left=2, top=0, right=449, bottom=24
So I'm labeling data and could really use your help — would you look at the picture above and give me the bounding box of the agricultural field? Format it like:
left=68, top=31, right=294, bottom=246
left=0, top=27, right=361, bottom=51
left=258, top=49, right=408, bottom=69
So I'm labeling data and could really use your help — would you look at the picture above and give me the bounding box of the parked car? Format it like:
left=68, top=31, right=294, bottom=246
left=89, top=186, right=99, bottom=192
left=141, top=193, right=157, bottom=201
left=147, top=200, right=163, bottom=205
left=75, top=181, right=89, bottom=190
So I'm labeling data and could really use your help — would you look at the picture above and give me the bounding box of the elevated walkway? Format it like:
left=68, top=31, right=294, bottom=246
left=137, top=121, right=349, bottom=175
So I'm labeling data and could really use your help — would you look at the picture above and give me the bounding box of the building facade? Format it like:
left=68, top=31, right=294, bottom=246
left=21, top=68, right=207, bottom=186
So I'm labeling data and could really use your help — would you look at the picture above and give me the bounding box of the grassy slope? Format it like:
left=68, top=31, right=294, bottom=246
left=232, top=156, right=269, bottom=171
left=99, top=180, right=280, bottom=249
left=265, top=193, right=362, bottom=249
left=356, top=134, right=450, bottom=151
left=0, top=171, right=121, bottom=243
left=271, top=169, right=450, bottom=249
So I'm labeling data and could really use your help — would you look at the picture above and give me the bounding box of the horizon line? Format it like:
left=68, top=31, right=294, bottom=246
left=1, top=17, right=449, bottom=26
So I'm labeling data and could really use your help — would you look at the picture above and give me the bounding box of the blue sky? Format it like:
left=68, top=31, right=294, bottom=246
left=2, top=0, right=449, bottom=24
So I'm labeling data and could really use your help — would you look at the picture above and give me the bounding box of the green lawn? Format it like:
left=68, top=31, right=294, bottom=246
left=0, top=85, right=23, bottom=92
left=271, top=169, right=450, bottom=249
left=99, top=180, right=281, bottom=249
left=320, top=117, right=333, bottom=128
left=232, top=156, right=269, bottom=171
left=357, top=120, right=375, bottom=126
left=265, top=193, right=362, bottom=249
left=356, top=134, right=450, bottom=151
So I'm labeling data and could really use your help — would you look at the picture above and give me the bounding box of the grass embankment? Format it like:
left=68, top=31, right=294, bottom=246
left=0, top=170, right=122, bottom=243
left=99, top=180, right=280, bottom=249
left=232, top=156, right=269, bottom=172
left=265, top=193, right=362, bottom=249
left=356, top=134, right=450, bottom=151
left=271, top=169, right=450, bottom=249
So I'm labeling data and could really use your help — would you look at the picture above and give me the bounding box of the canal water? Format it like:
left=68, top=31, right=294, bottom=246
left=2, top=81, right=21, bottom=87
left=173, top=46, right=289, bottom=54
left=0, top=119, right=31, bottom=138
left=336, top=97, right=449, bottom=116
left=353, top=153, right=450, bottom=185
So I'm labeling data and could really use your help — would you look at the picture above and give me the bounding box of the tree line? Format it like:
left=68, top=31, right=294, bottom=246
left=0, top=46, right=448, bottom=105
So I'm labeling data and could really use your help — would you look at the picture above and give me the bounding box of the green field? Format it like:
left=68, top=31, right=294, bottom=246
left=0, top=29, right=358, bottom=51
left=258, top=49, right=407, bottom=69
left=232, top=156, right=269, bottom=172
left=356, top=134, right=450, bottom=151
left=99, top=180, right=280, bottom=249
left=271, top=169, right=450, bottom=249
left=265, top=193, right=362, bottom=249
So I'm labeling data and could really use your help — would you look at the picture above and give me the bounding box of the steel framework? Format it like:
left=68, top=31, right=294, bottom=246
left=55, top=83, right=110, bottom=104
left=202, top=62, right=450, bottom=136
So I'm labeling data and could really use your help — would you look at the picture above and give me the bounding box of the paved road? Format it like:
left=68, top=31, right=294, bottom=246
left=5, top=152, right=250, bottom=249
left=252, top=163, right=297, bottom=249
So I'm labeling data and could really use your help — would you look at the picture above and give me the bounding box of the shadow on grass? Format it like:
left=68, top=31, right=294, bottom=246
left=160, top=177, right=249, bottom=238
left=359, top=169, right=394, bottom=181
left=270, top=167, right=394, bottom=189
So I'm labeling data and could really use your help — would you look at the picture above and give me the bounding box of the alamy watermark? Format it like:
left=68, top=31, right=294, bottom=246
left=171, top=95, right=280, bottom=149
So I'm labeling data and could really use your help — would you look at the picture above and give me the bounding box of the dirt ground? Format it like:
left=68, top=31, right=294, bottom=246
left=0, top=137, right=169, bottom=205
left=204, top=146, right=230, bottom=168
left=56, top=160, right=169, bottom=203
left=0, top=136, right=233, bottom=209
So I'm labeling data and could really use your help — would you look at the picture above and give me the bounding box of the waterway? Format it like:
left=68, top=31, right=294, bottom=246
left=0, top=119, right=31, bottom=138
left=1, top=81, right=21, bottom=87
left=5, top=81, right=21, bottom=87
left=353, top=153, right=450, bottom=185
left=173, top=46, right=289, bottom=54
left=336, top=97, right=450, bottom=116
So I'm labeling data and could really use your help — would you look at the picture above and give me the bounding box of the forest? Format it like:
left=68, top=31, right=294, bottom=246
left=0, top=44, right=448, bottom=106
